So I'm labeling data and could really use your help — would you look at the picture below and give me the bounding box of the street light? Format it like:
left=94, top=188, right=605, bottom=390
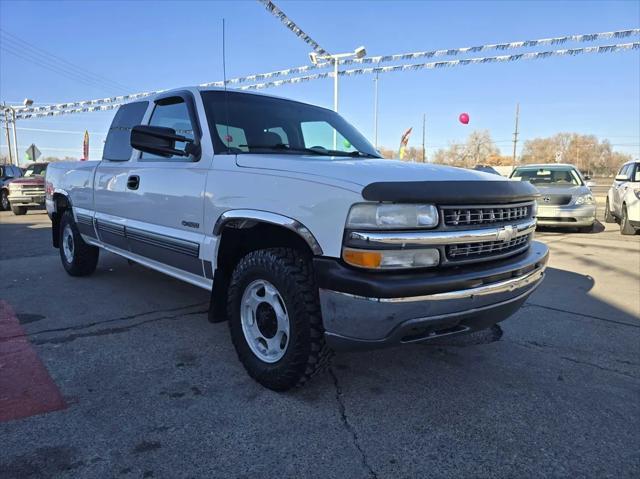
left=310, top=47, right=366, bottom=149
left=4, top=98, right=34, bottom=165
left=309, top=46, right=367, bottom=113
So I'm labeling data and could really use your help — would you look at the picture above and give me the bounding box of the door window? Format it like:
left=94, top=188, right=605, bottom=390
left=142, top=98, right=195, bottom=161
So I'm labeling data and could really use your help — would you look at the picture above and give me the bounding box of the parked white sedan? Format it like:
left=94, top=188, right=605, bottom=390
left=605, top=160, right=640, bottom=235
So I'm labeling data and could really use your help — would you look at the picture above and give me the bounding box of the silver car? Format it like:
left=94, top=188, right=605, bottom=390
left=509, top=164, right=596, bottom=232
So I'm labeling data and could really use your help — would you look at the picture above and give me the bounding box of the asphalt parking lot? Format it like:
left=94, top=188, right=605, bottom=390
left=1, top=207, right=639, bottom=478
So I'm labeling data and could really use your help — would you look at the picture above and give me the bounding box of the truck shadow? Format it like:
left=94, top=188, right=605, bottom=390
left=308, top=265, right=639, bottom=395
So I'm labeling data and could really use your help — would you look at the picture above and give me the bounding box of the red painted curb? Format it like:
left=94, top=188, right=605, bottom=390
left=0, top=300, right=66, bottom=422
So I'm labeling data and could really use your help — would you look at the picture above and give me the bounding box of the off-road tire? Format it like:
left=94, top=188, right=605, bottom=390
left=11, top=205, right=27, bottom=215
left=227, top=248, right=332, bottom=391
left=0, top=190, right=9, bottom=211
left=604, top=198, right=616, bottom=223
left=620, top=205, right=636, bottom=235
left=59, top=210, right=99, bottom=276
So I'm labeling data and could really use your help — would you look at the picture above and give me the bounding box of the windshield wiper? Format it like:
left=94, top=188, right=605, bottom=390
left=239, top=144, right=336, bottom=156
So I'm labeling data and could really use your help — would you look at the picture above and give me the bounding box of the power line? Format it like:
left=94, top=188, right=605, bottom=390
left=0, top=29, right=130, bottom=93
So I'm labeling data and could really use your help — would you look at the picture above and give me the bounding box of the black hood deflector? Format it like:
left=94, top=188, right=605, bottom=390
left=361, top=180, right=539, bottom=204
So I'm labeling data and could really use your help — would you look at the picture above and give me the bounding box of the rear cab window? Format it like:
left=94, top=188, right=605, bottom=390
left=103, top=101, right=149, bottom=161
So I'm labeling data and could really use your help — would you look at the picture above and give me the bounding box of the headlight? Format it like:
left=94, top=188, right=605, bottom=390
left=343, top=247, right=440, bottom=270
left=575, top=194, right=594, bottom=205
left=634, top=190, right=640, bottom=200
left=346, top=203, right=439, bottom=229
left=532, top=200, right=538, bottom=216
left=8, top=183, right=20, bottom=191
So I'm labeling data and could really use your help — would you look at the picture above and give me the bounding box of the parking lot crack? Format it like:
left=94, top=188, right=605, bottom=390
left=31, top=309, right=208, bottom=346
left=329, top=367, right=378, bottom=479
left=524, top=302, right=640, bottom=329
left=0, top=302, right=208, bottom=344
left=508, top=339, right=638, bottom=380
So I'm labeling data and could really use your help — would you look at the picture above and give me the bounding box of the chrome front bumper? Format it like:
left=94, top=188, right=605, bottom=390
left=317, top=241, right=549, bottom=350
left=8, top=192, right=45, bottom=207
left=536, top=204, right=596, bottom=227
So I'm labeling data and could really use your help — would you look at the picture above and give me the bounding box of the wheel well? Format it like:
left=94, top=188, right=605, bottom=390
left=209, top=222, right=315, bottom=322
left=51, top=193, right=71, bottom=248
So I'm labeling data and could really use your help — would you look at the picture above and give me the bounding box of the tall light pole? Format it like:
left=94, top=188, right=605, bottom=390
left=310, top=46, right=367, bottom=114
left=512, top=103, right=520, bottom=165
left=373, top=72, right=379, bottom=149
left=5, top=99, right=34, bottom=166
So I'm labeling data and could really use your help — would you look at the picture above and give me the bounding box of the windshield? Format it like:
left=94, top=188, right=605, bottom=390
left=201, top=91, right=381, bottom=158
left=510, top=166, right=582, bottom=186
left=23, top=164, right=47, bottom=177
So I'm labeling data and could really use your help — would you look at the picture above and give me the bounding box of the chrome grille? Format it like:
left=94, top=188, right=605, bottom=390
left=17, top=187, right=44, bottom=195
left=441, top=203, right=533, bottom=227
left=446, top=234, right=530, bottom=261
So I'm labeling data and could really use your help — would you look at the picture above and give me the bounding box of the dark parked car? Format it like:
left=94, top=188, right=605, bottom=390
left=5, top=162, right=48, bottom=215
left=473, top=164, right=502, bottom=175
left=0, top=164, right=24, bottom=211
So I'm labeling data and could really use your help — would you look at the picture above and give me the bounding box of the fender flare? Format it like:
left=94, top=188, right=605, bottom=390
left=213, top=209, right=323, bottom=256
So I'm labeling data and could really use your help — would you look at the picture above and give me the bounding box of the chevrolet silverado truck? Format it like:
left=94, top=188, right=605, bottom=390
left=45, top=88, right=548, bottom=390
left=6, top=162, right=48, bottom=215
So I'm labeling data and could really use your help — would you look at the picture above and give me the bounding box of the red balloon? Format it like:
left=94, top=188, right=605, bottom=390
left=459, top=113, right=470, bottom=124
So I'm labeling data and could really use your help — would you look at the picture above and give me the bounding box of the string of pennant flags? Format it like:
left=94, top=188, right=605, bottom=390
left=236, top=42, right=640, bottom=91
left=4, top=30, right=640, bottom=121
left=257, top=0, right=330, bottom=56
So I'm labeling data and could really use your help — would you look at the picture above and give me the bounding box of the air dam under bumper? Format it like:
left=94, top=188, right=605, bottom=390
left=315, top=241, right=548, bottom=351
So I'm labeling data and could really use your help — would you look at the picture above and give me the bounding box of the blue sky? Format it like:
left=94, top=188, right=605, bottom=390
left=1, top=0, right=639, bottom=162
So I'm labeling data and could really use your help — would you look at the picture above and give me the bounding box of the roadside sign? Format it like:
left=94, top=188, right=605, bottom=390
left=25, top=144, right=41, bottom=162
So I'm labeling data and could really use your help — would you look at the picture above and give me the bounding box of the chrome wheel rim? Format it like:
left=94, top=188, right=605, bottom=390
left=62, top=224, right=74, bottom=263
left=240, top=279, right=290, bottom=363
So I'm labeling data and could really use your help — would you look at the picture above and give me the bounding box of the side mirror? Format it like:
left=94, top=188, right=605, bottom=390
left=583, top=175, right=591, bottom=180
left=130, top=125, right=200, bottom=159
left=615, top=174, right=629, bottom=182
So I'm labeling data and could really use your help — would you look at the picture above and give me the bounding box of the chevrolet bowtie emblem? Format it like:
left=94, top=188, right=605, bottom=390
left=497, top=225, right=517, bottom=242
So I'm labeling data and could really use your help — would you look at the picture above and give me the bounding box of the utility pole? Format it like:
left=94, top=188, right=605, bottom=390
left=3, top=109, right=13, bottom=165
left=512, top=103, right=519, bottom=165
left=421, top=113, right=426, bottom=162
left=373, top=72, right=379, bottom=149
left=11, top=109, right=19, bottom=165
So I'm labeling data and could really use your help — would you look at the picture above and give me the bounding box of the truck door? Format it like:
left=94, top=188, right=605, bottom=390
left=117, top=91, right=210, bottom=278
left=93, top=100, right=150, bottom=250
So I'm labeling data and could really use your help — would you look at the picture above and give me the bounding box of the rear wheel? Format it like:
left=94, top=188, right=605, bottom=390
left=0, top=190, right=9, bottom=211
left=227, top=248, right=331, bottom=391
left=620, top=205, right=636, bottom=235
left=59, top=210, right=99, bottom=276
left=11, top=205, right=27, bottom=215
left=604, top=198, right=616, bottom=223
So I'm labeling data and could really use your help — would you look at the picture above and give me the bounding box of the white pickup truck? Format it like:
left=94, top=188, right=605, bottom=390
left=46, top=87, right=548, bottom=390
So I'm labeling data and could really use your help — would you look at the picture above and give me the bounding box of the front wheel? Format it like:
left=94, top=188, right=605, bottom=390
left=59, top=210, right=99, bottom=276
left=620, top=205, right=636, bottom=235
left=604, top=198, right=616, bottom=223
left=0, top=190, right=9, bottom=211
left=227, top=248, right=332, bottom=391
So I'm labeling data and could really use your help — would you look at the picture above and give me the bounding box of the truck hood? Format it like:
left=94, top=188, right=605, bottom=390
left=235, top=154, right=504, bottom=187
left=8, top=176, right=44, bottom=187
